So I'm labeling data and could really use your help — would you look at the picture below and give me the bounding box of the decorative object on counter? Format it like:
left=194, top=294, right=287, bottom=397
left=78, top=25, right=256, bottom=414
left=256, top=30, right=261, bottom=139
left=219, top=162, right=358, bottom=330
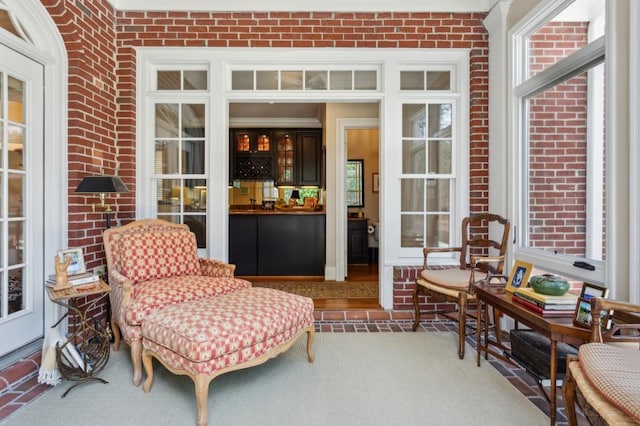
left=579, top=282, right=608, bottom=301
left=289, top=189, right=300, bottom=206
left=529, top=274, right=570, bottom=296
left=75, top=174, right=129, bottom=228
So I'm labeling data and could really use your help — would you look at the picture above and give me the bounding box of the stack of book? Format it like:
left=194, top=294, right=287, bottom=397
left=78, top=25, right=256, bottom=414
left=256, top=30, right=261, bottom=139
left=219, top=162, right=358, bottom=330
left=512, top=287, right=578, bottom=317
left=46, top=271, right=100, bottom=288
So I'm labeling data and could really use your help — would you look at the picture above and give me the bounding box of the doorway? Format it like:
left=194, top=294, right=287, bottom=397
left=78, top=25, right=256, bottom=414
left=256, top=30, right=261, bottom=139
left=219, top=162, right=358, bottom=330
left=0, top=43, right=45, bottom=356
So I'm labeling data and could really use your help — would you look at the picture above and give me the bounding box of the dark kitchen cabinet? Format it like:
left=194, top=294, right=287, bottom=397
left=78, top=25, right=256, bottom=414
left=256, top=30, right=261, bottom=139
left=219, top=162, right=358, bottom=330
left=274, top=129, right=322, bottom=186
left=230, top=130, right=274, bottom=180
left=348, top=219, right=369, bottom=264
left=229, top=213, right=326, bottom=276
left=229, top=215, right=258, bottom=276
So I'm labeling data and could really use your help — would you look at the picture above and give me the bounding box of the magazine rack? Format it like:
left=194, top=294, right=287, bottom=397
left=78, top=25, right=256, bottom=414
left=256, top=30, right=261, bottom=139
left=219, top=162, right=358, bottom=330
left=46, top=281, right=111, bottom=397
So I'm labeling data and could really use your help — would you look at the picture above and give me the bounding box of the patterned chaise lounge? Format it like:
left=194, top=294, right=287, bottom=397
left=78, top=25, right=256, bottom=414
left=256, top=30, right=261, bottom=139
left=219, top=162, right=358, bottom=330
left=104, top=219, right=252, bottom=386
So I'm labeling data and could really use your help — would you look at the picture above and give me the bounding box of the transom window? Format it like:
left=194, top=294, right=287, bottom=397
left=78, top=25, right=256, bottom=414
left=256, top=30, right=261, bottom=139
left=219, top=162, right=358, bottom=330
left=230, top=68, right=378, bottom=91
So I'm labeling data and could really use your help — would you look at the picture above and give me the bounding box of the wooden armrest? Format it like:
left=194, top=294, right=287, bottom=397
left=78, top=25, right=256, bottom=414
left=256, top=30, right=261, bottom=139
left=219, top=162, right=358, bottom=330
left=591, top=297, right=640, bottom=343
left=423, top=246, right=462, bottom=269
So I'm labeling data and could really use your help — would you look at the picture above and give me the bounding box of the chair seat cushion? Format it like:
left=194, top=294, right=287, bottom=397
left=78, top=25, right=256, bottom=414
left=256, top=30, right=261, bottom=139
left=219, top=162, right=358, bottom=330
left=142, top=288, right=314, bottom=374
left=125, top=275, right=252, bottom=326
left=579, top=342, right=640, bottom=422
left=420, top=268, right=487, bottom=291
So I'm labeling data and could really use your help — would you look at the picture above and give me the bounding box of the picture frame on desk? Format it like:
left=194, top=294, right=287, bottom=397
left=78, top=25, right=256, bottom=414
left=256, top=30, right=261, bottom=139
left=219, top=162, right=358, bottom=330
left=580, top=282, right=608, bottom=301
left=573, top=297, right=612, bottom=329
left=505, top=260, right=533, bottom=293
left=57, top=248, right=86, bottom=275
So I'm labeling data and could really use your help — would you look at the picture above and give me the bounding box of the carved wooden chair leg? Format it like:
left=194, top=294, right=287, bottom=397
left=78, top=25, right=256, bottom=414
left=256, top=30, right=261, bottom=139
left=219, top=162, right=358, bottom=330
left=563, top=356, right=579, bottom=426
left=458, top=291, right=468, bottom=359
left=412, top=283, right=422, bottom=331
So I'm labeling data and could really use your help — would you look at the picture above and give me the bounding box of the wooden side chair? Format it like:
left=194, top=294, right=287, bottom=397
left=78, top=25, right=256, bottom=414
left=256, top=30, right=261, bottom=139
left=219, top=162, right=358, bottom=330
left=563, top=298, right=640, bottom=426
left=412, top=213, right=510, bottom=359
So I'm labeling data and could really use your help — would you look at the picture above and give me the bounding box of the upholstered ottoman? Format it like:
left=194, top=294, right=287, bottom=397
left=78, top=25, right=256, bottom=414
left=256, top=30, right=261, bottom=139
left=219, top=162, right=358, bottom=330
left=141, top=287, right=315, bottom=426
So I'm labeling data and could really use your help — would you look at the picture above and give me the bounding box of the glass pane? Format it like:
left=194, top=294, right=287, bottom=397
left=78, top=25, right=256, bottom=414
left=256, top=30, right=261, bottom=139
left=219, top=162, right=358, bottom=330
left=0, top=72, right=3, bottom=116
left=400, top=179, right=424, bottom=212
left=8, top=269, right=24, bottom=314
left=402, top=104, right=426, bottom=138
left=402, top=140, right=425, bottom=174
left=354, top=71, right=376, bottom=90
left=428, top=140, right=452, bottom=174
left=281, top=71, right=303, bottom=90
left=346, top=160, right=364, bottom=207
left=426, top=214, right=450, bottom=247
left=182, top=104, right=205, bottom=137
left=8, top=174, right=23, bottom=217
left=157, top=178, right=181, bottom=209
left=8, top=221, right=23, bottom=266
left=183, top=70, right=208, bottom=90
left=155, top=104, right=179, bottom=138
left=426, top=71, right=451, bottom=90
left=305, top=71, right=327, bottom=90
left=155, top=140, right=180, bottom=174
left=184, top=215, right=206, bottom=248
left=428, top=104, right=452, bottom=137
left=400, top=71, right=424, bottom=90
left=526, top=0, right=605, bottom=79
left=330, top=71, right=351, bottom=90
left=231, top=71, right=254, bottom=90
left=526, top=66, right=605, bottom=260
left=426, top=179, right=450, bottom=212
left=157, top=71, right=181, bottom=90
left=256, top=71, right=278, bottom=90
left=401, top=215, right=424, bottom=247
left=182, top=140, right=205, bottom=174
left=0, top=123, right=3, bottom=168
left=256, top=132, right=270, bottom=152
left=8, top=77, right=24, bottom=123
left=8, top=128, right=24, bottom=170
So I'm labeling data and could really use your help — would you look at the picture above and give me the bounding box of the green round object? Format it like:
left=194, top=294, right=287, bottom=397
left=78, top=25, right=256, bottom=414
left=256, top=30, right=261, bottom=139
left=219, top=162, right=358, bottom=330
left=529, top=274, right=570, bottom=296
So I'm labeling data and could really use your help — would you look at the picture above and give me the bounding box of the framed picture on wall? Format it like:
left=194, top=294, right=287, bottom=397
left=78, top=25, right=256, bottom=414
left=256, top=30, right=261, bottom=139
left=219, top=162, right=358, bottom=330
left=372, top=173, right=379, bottom=193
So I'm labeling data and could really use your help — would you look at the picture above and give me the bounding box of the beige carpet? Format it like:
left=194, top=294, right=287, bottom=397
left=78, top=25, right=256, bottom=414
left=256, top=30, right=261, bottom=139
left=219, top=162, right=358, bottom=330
left=4, top=333, right=547, bottom=425
left=252, top=281, right=378, bottom=298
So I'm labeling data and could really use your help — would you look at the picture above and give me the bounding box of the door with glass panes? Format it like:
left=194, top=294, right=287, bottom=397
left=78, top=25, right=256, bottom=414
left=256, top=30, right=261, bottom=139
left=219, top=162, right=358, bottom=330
left=0, top=44, right=45, bottom=356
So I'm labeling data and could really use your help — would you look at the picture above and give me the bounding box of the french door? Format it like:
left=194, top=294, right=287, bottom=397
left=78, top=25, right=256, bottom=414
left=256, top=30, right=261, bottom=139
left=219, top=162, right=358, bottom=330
left=0, top=44, right=45, bottom=356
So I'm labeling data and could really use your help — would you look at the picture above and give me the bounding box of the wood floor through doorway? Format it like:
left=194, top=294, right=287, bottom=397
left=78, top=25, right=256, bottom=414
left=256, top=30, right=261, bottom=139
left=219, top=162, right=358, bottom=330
left=243, top=264, right=380, bottom=310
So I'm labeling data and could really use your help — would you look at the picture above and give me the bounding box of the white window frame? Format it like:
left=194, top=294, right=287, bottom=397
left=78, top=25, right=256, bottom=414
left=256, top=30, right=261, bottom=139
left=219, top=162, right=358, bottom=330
left=509, top=0, right=607, bottom=284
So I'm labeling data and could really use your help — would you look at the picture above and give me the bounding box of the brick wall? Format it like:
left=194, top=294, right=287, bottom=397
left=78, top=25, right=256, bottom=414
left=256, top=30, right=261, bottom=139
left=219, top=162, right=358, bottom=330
left=527, top=22, right=591, bottom=257
left=41, top=6, right=492, bottom=316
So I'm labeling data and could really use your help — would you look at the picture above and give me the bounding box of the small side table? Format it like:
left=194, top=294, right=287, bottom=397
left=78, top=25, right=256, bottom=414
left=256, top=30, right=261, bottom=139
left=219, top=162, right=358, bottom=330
left=46, top=280, right=111, bottom=397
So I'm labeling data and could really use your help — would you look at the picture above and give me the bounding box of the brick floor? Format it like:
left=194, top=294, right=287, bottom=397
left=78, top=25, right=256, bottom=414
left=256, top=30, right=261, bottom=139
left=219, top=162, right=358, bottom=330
left=0, top=309, right=586, bottom=425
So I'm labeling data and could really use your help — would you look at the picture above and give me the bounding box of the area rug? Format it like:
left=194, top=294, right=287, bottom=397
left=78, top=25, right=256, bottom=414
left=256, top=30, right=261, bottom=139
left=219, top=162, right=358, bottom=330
left=252, top=280, right=378, bottom=298
left=3, top=333, right=547, bottom=426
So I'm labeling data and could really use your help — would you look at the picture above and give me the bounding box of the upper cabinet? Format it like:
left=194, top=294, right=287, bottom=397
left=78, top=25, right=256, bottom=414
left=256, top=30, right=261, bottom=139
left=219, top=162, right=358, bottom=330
left=274, top=129, right=322, bottom=186
left=230, top=130, right=275, bottom=179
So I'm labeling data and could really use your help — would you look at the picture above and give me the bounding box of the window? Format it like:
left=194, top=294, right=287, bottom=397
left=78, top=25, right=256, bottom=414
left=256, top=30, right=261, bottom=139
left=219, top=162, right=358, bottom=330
left=152, top=68, right=209, bottom=248
left=231, top=67, right=378, bottom=91
left=400, top=102, right=454, bottom=248
left=346, top=160, right=364, bottom=208
left=512, top=0, right=606, bottom=282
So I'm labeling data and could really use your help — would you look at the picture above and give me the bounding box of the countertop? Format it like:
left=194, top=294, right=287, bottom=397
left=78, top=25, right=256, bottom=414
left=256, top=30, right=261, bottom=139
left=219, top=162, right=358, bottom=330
left=229, top=206, right=325, bottom=215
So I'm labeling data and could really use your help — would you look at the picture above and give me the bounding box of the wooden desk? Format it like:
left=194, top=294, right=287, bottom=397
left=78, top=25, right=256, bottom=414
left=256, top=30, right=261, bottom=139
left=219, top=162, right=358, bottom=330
left=473, top=283, right=590, bottom=425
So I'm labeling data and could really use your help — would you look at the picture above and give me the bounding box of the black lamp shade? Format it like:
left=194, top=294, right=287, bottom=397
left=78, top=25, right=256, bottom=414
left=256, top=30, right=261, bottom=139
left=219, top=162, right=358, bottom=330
left=290, top=189, right=300, bottom=200
left=75, top=176, right=129, bottom=194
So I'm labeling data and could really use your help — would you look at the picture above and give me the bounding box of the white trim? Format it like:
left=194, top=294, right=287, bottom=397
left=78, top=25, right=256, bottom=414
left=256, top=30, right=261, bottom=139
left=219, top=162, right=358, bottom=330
left=2, top=0, right=68, bottom=332
left=107, top=0, right=497, bottom=12
left=629, top=0, right=640, bottom=304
